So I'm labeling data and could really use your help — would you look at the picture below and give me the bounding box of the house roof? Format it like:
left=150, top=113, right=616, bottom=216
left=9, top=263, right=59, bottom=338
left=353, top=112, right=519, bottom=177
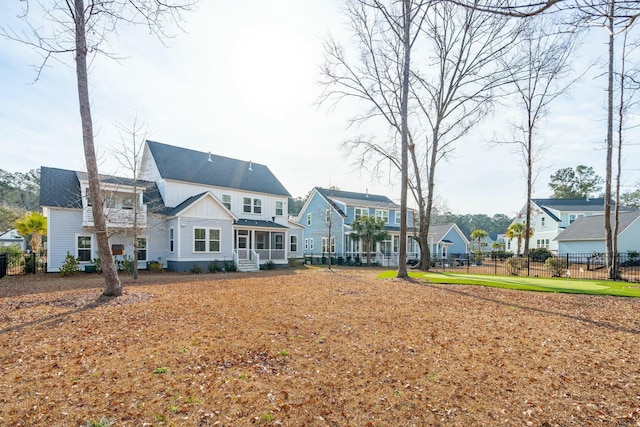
left=234, top=219, right=288, bottom=229
left=40, top=166, right=166, bottom=213
left=532, top=198, right=622, bottom=213
left=316, top=187, right=399, bottom=209
left=166, top=192, right=208, bottom=216
left=555, top=211, right=640, bottom=241
left=146, top=140, right=291, bottom=197
left=430, top=223, right=457, bottom=243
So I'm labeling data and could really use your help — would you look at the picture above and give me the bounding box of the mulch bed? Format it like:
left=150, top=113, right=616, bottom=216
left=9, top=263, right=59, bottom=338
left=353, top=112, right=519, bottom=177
left=1, top=268, right=639, bottom=426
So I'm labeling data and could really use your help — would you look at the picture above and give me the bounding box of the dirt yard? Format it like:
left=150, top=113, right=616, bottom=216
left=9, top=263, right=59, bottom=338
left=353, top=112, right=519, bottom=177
left=1, top=267, right=639, bottom=427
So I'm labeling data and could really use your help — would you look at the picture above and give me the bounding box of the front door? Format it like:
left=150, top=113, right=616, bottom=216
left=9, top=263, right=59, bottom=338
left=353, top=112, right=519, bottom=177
left=236, top=230, right=250, bottom=260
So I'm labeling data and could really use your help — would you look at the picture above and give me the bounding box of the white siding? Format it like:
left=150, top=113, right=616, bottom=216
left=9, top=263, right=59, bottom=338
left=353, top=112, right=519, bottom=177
left=47, top=208, right=93, bottom=272
left=176, top=217, right=234, bottom=262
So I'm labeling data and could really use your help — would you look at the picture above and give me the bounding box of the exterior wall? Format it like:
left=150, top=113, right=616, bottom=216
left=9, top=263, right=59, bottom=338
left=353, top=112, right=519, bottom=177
left=618, top=222, right=640, bottom=252
left=161, top=180, right=288, bottom=225
left=46, top=208, right=90, bottom=273
left=299, top=191, right=344, bottom=257
left=441, top=229, right=468, bottom=255
left=174, top=216, right=235, bottom=264
left=558, top=240, right=605, bottom=254
left=287, top=225, right=304, bottom=259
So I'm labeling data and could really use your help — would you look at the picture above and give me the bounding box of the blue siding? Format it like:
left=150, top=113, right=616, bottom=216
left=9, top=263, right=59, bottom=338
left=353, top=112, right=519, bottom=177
left=299, top=191, right=344, bottom=256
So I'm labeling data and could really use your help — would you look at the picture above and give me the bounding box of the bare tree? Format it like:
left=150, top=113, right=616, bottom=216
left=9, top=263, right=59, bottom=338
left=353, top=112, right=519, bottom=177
left=111, top=118, right=148, bottom=280
left=2, top=0, right=194, bottom=295
left=319, top=0, right=427, bottom=278
left=498, top=16, right=579, bottom=257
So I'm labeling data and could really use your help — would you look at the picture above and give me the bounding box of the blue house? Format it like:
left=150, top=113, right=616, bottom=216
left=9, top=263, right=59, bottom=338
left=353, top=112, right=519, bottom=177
left=429, top=223, right=469, bottom=260
left=297, top=187, right=418, bottom=265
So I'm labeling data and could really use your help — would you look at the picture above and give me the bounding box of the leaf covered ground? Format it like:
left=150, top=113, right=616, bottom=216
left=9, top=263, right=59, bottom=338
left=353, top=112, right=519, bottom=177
left=1, top=268, right=639, bottom=427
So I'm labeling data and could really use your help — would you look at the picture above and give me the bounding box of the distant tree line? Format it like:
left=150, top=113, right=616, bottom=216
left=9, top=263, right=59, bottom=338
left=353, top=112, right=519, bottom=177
left=432, top=212, right=513, bottom=239
left=0, top=168, right=40, bottom=233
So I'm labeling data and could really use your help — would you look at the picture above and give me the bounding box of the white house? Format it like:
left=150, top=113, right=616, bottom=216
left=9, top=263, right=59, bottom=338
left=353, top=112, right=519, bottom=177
left=40, top=140, right=303, bottom=273
left=507, top=198, right=635, bottom=253
left=0, top=229, right=26, bottom=250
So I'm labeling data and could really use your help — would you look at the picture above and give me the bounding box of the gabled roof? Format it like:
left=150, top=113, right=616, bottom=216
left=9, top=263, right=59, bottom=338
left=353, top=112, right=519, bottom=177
left=39, top=166, right=166, bottom=213
left=146, top=140, right=291, bottom=197
left=555, top=211, right=640, bottom=241
left=430, top=223, right=469, bottom=245
left=316, top=187, right=399, bottom=209
left=532, top=198, right=618, bottom=212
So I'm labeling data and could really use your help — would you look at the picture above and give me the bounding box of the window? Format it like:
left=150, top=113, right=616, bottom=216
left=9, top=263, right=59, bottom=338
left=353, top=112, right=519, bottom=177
left=222, top=194, right=231, bottom=210
left=354, top=207, right=368, bottom=221
left=307, top=213, right=312, bottom=226
left=569, top=214, right=577, bottom=224
left=253, top=198, right=262, bottom=214
left=305, top=238, right=314, bottom=250
left=122, top=197, right=134, bottom=210
left=276, top=201, right=284, bottom=216
left=137, top=237, right=147, bottom=261
left=325, top=209, right=331, bottom=223
left=105, top=196, right=116, bottom=209
left=243, top=197, right=252, bottom=213
left=395, top=211, right=401, bottom=225
left=321, top=237, right=335, bottom=253
left=194, top=228, right=221, bottom=253
left=375, top=210, right=389, bottom=223
left=77, top=235, right=92, bottom=262
left=290, top=235, right=298, bottom=252
left=275, top=234, right=284, bottom=250
left=169, top=228, right=174, bottom=252
left=540, top=217, right=545, bottom=227
left=85, top=193, right=92, bottom=207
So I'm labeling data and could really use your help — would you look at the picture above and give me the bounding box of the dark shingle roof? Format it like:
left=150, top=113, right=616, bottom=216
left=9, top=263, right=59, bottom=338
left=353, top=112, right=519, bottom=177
left=40, top=166, right=166, bottom=213
left=234, top=219, right=288, bottom=229
left=166, top=192, right=208, bottom=217
left=316, top=187, right=399, bottom=209
left=532, top=198, right=628, bottom=213
left=40, top=167, right=82, bottom=208
left=555, top=211, right=640, bottom=241
left=146, top=140, right=291, bottom=197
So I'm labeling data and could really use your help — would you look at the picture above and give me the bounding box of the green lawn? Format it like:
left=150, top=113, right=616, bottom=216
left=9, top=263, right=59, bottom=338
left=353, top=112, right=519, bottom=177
left=377, top=270, right=640, bottom=297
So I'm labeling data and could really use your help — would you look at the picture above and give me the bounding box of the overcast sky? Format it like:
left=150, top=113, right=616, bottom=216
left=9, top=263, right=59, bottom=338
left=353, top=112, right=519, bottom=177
left=1, top=1, right=639, bottom=217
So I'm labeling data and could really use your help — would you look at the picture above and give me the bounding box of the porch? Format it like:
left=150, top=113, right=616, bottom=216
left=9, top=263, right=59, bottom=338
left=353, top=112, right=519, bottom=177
left=233, top=219, right=289, bottom=271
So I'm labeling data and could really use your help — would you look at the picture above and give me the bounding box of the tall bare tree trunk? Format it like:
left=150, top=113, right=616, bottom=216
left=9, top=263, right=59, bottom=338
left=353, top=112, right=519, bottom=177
left=397, top=0, right=411, bottom=279
left=74, top=0, right=121, bottom=296
left=604, top=0, right=615, bottom=280
left=524, top=116, right=533, bottom=258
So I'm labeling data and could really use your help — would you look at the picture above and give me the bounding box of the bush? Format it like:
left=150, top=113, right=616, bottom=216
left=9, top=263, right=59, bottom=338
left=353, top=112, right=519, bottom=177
left=208, top=261, right=222, bottom=273
left=148, top=261, right=164, bottom=273
left=0, top=244, right=25, bottom=268
left=545, top=257, right=569, bottom=277
left=92, top=257, right=102, bottom=273
left=505, top=257, right=528, bottom=276
left=490, top=251, right=514, bottom=261
left=59, top=252, right=80, bottom=276
left=288, top=257, right=301, bottom=268
left=261, top=260, right=276, bottom=270
left=116, top=255, right=134, bottom=273
left=528, top=248, right=553, bottom=262
left=224, top=261, right=238, bottom=272
left=190, top=264, right=203, bottom=274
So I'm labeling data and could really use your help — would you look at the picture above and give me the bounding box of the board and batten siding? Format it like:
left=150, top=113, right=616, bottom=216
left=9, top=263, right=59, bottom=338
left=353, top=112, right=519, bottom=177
left=161, top=180, right=288, bottom=225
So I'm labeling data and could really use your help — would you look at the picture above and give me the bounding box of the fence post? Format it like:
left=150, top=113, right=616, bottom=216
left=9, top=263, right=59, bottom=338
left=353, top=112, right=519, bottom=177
left=0, top=253, right=6, bottom=279
left=527, top=256, right=530, bottom=277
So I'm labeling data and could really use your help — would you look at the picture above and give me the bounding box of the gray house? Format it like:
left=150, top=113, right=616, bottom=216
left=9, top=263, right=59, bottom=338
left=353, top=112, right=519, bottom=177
left=40, top=140, right=302, bottom=273
left=555, top=211, right=640, bottom=254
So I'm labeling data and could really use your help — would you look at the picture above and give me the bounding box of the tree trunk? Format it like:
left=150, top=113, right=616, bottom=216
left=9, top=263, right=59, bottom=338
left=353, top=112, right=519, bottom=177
left=604, top=0, right=615, bottom=279
left=396, top=0, right=411, bottom=279
left=74, top=0, right=121, bottom=296
left=523, top=118, right=533, bottom=257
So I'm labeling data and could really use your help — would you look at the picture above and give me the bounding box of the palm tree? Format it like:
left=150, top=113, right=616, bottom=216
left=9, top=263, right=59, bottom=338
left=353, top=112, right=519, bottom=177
left=470, top=229, right=489, bottom=254
left=15, top=211, right=47, bottom=254
left=351, top=216, right=389, bottom=267
left=505, top=222, right=533, bottom=257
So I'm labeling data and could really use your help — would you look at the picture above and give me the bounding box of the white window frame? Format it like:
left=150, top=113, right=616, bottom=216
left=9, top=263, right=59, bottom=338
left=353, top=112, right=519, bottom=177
left=307, top=213, right=312, bottom=226
left=169, top=228, right=174, bottom=252
left=375, top=209, right=389, bottom=224
left=243, top=197, right=252, bottom=213
left=276, top=201, right=284, bottom=216
left=137, top=237, right=147, bottom=261
left=354, top=207, right=369, bottom=222
left=290, top=235, right=298, bottom=252
left=253, top=198, right=262, bottom=214
left=76, top=234, right=92, bottom=262
left=321, top=236, right=336, bottom=253
left=122, top=197, right=134, bottom=210
left=275, top=234, right=284, bottom=250
left=325, top=209, right=331, bottom=223
left=222, top=194, right=231, bottom=210
left=395, top=211, right=401, bottom=225
left=193, top=227, right=222, bottom=253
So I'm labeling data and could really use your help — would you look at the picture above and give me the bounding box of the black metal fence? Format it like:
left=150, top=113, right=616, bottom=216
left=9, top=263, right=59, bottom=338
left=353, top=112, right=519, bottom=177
left=0, top=252, right=47, bottom=276
left=428, top=252, right=640, bottom=282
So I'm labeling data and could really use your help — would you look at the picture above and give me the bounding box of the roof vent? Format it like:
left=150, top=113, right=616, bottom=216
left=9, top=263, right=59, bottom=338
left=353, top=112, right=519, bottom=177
left=365, top=188, right=369, bottom=198
left=207, top=152, right=213, bottom=163
left=248, top=161, right=253, bottom=172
